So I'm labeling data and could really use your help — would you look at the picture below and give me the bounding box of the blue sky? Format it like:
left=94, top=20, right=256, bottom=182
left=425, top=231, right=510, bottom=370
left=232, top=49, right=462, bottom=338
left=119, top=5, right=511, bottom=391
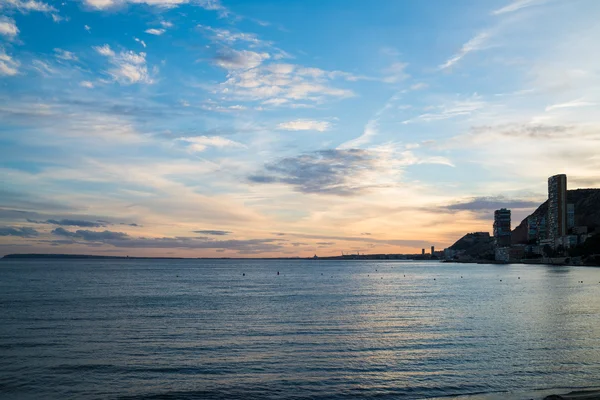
left=1, top=0, right=599, bottom=257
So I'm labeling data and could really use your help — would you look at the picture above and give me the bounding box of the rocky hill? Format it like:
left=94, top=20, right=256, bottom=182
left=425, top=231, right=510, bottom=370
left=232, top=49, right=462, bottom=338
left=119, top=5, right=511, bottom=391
left=512, top=189, right=600, bottom=244
left=448, top=232, right=494, bottom=260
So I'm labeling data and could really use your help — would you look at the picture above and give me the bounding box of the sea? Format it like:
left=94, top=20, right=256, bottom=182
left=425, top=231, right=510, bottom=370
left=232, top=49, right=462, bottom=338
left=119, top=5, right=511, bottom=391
left=0, top=259, right=599, bottom=400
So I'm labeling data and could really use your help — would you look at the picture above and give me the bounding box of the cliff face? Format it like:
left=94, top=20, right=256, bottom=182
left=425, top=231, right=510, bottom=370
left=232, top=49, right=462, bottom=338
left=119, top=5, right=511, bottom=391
left=512, top=189, right=600, bottom=244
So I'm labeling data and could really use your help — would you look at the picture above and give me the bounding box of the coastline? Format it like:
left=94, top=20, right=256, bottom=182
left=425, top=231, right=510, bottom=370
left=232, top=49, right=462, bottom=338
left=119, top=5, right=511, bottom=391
left=0, top=253, right=437, bottom=261
left=542, top=389, right=600, bottom=399
left=443, top=259, right=600, bottom=267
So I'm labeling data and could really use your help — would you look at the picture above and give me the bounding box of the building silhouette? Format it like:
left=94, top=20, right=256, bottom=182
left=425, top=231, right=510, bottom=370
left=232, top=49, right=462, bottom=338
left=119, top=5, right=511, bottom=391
left=567, top=203, right=575, bottom=230
left=548, top=174, right=567, bottom=242
left=493, top=208, right=511, bottom=247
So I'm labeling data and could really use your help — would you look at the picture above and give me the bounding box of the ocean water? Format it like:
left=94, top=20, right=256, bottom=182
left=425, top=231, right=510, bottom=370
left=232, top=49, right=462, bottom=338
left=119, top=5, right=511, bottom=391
left=0, top=259, right=599, bottom=400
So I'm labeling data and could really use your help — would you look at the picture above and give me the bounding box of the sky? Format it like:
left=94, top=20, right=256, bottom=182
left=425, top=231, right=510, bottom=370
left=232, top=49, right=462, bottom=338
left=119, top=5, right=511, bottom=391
left=1, top=0, right=600, bottom=257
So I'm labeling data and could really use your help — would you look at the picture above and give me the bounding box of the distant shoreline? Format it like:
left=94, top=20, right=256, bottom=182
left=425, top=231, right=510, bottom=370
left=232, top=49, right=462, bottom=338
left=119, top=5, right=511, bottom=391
left=1, top=253, right=434, bottom=261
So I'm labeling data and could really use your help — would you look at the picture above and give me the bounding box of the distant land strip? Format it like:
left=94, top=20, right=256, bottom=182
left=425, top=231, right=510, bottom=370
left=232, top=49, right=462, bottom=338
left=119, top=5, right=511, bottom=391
left=1, top=253, right=433, bottom=261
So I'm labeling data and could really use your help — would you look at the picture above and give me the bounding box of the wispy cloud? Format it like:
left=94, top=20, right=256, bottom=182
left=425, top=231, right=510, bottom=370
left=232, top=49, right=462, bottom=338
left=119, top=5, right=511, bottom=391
left=94, top=44, right=154, bottom=84
left=277, top=120, right=331, bottom=132
left=0, top=226, right=39, bottom=237
left=0, top=17, right=19, bottom=39
left=1, top=0, right=56, bottom=13
left=410, top=82, right=428, bottom=90
left=51, top=227, right=283, bottom=253
left=444, top=196, right=539, bottom=212
left=338, top=92, right=401, bottom=149
left=134, top=37, right=147, bottom=48
left=492, top=0, right=546, bottom=15
left=247, top=146, right=450, bottom=197
left=403, top=95, right=486, bottom=124
left=54, top=48, right=78, bottom=61
left=145, top=28, right=165, bottom=35
left=337, top=119, right=377, bottom=149
left=193, top=230, right=232, bottom=235
left=198, top=24, right=265, bottom=46
left=213, top=48, right=270, bottom=70
left=0, top=47, right=19, bottom=76
left=82, top=0, right=230, bottom=17
left=52, top=227, right=128, bottom=240
left=545, top=99, right=596, bottom=112
left=216, top=58, right=356, bottom=106
left=29, top=218, right=106, bottom=227
left=439, top=32, right=490, bottom=70
left=382, top=62, right=408, bottom=83
left=177, top=136, right=245, bottom=152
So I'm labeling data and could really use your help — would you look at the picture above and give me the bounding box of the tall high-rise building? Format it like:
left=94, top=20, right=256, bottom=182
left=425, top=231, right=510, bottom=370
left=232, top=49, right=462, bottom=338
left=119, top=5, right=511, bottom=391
left=493, top=208, right=511, bottom=247
left=567, top=203, right=575, bottom=230
left=548, top=174, right=567, bottom=241
left=431, top=245, right=435, bottom=254
left=421, top=248, right=425, bottom=256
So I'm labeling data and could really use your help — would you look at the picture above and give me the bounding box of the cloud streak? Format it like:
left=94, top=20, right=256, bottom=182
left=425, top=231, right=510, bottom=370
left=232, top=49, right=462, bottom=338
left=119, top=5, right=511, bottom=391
left=0, top=226, right=39, bottom=237
left=193, top=230, right=232, bottom=235
left=28, top=218, right=105, bottom=227
left=443, top=196, right=540, bottom=212
left=439, top=32, right=489, bottom=70
left=0, top=47, right=19, bottom=76
left=277, top=120, right=331, bottom=132
left=177, top=136, right=245, bottom=152
left=492, top=0, right=546, bottom=15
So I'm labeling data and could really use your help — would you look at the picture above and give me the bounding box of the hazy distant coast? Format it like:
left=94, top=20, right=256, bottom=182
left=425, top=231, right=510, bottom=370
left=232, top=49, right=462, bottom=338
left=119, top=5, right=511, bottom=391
left=1, top=253, right=436, bottom=261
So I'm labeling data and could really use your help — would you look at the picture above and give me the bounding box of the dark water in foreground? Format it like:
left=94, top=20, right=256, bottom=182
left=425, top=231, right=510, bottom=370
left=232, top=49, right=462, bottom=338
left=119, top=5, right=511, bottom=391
left=1, top=259, right=599, bottom=400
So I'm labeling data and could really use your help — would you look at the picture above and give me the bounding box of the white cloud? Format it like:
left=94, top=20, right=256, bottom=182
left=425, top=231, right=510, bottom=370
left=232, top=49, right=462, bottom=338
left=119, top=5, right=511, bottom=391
left=213, top=49, right=270, bottom=70
left=134, top=37, right=147, bottom=48
left=403, top=96, right=486, bottom=124
left=200, top=103, right=248, bottom=112
left=0, top=47, right=19, bottom=76
left=0, top=17, right=19, bottom=39
left=337, top=119, right=377, bottom=149
left=145, top=28, right=165, bottom=35
left=277, top=120, right=332, bottom=132
left=94, top=44, right=154, bottom=84
left=439, top=32, right=490, bottom=70
left=94, top=44, right=115, bottom=57
left=492, top=0, right=546, bottom=15
left=160, top=21, right=173, bottom=28
left=410, top=82, right=428, bottom=90
left=382, top=62, right=408, bottom=83
left=219, top=61, right=355, bottom=104
left=32, top=59, right=56, bottom=76
left=545, top=99, right=596, bottom=112
left=51, top=13, right=66, bottom=22
left=54, top=48, right=78, bottom=61
left=198, top=24, right=264, bottom=46
left=80, top=81, right=94, bottom=88
left=84, top=25, right=91, bottom=32
left=338, top=92, right=401, bottom=149
left=262, top=98, right=288, bottom=106
left=1, top=0, right=56, bottom=13
left=84, top=0, right=116, bottom=7
left=177, top=136, right=245, bottom=152
left=82, top=0, right=229, bottom=16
